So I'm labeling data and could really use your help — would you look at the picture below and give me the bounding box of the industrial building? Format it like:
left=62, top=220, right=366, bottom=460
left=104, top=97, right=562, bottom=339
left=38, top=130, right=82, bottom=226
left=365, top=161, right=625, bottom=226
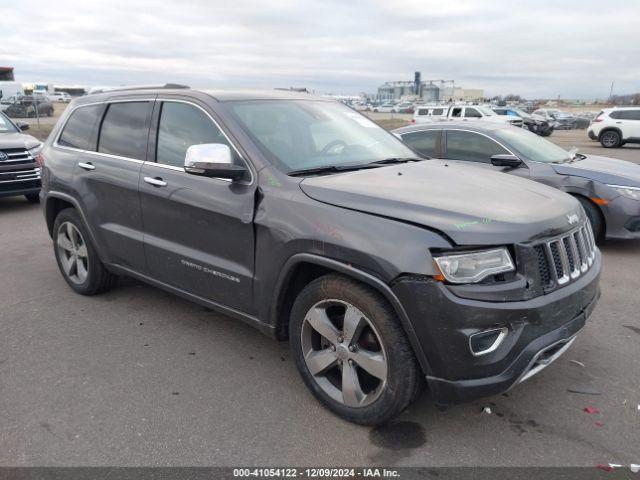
left=377, top=72, right=483, bottom=103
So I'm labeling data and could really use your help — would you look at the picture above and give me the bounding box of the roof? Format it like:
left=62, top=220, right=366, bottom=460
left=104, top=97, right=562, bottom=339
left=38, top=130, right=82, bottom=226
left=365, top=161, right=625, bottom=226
left=83, top=84, right=327, bottom=103
left=393, top=121, right=510, bottom=134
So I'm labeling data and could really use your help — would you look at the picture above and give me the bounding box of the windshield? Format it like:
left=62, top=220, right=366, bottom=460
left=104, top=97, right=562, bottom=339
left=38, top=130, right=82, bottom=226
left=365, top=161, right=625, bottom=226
left=0, top=112, right=19, bottom=133
left=495, top=127, right=570, bottom=163
left=226, top=100, right=417, bottom=173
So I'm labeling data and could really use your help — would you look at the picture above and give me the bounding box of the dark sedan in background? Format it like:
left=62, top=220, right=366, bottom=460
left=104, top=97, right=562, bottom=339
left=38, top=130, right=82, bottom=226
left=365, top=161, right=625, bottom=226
left=394, top=123, right=640, bottom=240
left=492, top=107, right=554, bottom=136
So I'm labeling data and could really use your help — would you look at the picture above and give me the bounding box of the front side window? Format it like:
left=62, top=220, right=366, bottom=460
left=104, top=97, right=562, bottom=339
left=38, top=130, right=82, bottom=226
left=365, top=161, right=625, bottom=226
left=58, top=104, right=103, bottom=150
left=226, top=100, right=416, bottom=173
left=402, top=130, right=439, bottom=157
left=156, top=102, right=241, bottom=168
left=446, top=130, right=508, bottom=163
left=98, top=102, right=150, bottom=160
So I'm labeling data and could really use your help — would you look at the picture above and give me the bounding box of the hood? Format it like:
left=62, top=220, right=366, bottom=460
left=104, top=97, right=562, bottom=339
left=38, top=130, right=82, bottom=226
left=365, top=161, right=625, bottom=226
left=0, top=132, right=41, bottom=150
left=551, top=155, right=640, bottom=187
left=299, top=160, right=583, bottom=245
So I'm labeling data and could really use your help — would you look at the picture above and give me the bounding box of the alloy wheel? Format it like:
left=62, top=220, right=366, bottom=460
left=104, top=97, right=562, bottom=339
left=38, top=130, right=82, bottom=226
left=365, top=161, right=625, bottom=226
left=601, top=132, right=619, bottom=147
left=301, top=299, right=388, bottom=408
left=56, top=221, right=89, bottom=284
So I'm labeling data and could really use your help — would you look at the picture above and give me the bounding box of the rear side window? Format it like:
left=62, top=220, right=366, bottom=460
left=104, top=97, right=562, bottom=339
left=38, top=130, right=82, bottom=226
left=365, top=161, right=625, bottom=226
left=464, top=108, right=482, bottom=118
left=156, top=102, right=241, bottom=168
left=98, top=102, right=151, bottom=160
left=612, top=110, right=640, bottom=120
left=417, top=109, right=428, bottom=115
left=446, top=130, right=508, bottom=163
left=401, top=130, right=439, bottom=157
left=58, top=105, right=103, bottom=150
left=432, top=108, right=444, bottom=115
left=451, top=107, right=462, bottom=118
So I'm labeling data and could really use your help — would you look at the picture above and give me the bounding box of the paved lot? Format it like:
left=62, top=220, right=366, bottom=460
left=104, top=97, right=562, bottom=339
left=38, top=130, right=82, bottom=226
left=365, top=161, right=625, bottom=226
left=1, top=131, right=639, bottom=467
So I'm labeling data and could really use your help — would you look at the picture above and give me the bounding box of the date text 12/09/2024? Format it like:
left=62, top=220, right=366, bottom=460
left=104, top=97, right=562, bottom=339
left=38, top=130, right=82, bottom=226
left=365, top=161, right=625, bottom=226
left=232, top=468, right=400, bottom=478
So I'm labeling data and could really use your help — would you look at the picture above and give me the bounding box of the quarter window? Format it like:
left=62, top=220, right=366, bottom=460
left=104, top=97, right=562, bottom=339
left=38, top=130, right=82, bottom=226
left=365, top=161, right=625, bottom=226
left=98, top=102, right=150, bottom=160
left=58, top=104, right=103, bottom=150
left=156, top=102, right=240, bottom=168
left=401, top=130, right=439, bottom=157
left=446, top=130, right=508, bottom=163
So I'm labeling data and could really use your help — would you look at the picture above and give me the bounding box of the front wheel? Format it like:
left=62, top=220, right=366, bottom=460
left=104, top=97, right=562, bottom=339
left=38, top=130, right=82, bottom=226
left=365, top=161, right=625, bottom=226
left=289, top=274, right=422, bottom=425
left=575, top=196, right=604, bottom=242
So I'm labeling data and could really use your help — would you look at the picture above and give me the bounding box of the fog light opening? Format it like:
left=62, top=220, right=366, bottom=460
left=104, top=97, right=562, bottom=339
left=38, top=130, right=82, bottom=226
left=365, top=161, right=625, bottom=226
left=469, top=327, right=509, bottom=356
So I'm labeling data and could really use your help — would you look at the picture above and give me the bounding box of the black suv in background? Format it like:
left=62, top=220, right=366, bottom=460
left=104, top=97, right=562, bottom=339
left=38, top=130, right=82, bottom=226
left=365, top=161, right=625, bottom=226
left=0, top=111, right=42, bottom=202
left=40, top=86, right=601, bottom=425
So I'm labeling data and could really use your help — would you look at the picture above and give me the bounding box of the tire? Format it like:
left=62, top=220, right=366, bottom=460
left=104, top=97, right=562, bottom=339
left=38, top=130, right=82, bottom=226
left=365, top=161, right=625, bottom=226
left=289, top=273, right=422, bottom=425
left=540, top=130, right=552, bottom=137
left=25, top=193, right=40, bottom=203
left=47, top=107, right=54, bottom=117
left=575, top=196, right=605, bottom=242
left=600, top=130, right=622, bottom=148
left=52, top=208, right=118, bottom=295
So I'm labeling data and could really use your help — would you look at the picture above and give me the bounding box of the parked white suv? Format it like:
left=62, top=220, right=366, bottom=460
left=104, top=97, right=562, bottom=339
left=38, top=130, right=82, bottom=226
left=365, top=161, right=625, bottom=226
left=588, top=107, right=640, bottom=148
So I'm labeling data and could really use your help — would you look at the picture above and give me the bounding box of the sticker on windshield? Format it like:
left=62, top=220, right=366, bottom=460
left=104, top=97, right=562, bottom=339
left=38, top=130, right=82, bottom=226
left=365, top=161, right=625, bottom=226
left=343, top=111, right=377, bottom=128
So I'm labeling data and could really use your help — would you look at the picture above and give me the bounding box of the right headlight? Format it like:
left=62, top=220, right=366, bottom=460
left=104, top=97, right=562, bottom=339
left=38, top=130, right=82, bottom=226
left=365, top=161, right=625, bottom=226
left=433, top=248, right=515, bottom=284
left=608, top=185, right=640, bottom=201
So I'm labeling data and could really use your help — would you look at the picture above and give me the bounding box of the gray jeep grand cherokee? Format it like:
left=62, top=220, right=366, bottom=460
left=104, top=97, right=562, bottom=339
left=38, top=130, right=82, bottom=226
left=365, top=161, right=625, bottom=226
left=40, top=85, right=601, bottom=425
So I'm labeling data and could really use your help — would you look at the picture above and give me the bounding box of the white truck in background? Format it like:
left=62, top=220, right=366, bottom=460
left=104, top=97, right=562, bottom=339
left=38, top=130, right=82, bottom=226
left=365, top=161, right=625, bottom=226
left=413, top=104, right=523, bottom=128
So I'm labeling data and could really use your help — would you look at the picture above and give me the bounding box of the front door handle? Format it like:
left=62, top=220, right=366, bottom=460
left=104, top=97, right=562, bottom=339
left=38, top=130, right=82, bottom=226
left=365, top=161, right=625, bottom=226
left=78, top=162, right=95, bottom=171
left=144, top=176, right=167, bottom=187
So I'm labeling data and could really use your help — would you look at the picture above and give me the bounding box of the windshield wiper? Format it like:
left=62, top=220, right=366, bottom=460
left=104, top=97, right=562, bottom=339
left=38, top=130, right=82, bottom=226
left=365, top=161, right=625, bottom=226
left=368, top=156, right=427, bottom=165
left=287, top=163, right=383, bottom=177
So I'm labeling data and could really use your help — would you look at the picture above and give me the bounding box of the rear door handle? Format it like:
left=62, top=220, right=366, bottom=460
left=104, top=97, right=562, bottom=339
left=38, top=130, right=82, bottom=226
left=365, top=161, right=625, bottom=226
left=78, top=162, right=95, bottom=171
left=144, top=176, right=167, bottom=187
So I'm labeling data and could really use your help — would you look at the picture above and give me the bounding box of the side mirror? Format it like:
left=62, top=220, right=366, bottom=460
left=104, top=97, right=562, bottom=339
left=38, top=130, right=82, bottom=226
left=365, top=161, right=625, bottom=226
left=184, top=143, right=247, bottom=181
left=491, top=154, right=523, bottom=168
left=16, top=121, right=29, bottom=131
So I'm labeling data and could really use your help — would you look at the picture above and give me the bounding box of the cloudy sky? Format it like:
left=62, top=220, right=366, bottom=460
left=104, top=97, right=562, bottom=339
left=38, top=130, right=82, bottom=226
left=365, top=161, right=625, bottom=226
left=3, top=0, right=639, bottom=98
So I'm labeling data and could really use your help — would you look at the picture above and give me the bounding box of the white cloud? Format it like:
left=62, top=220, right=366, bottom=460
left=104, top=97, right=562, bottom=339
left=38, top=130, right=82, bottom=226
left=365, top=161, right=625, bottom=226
left=3, top=0, right=640, bottom=98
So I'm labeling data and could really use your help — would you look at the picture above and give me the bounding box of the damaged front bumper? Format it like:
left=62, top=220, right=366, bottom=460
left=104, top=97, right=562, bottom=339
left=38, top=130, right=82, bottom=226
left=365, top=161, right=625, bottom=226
left=392, top=250, right=601, bottom=405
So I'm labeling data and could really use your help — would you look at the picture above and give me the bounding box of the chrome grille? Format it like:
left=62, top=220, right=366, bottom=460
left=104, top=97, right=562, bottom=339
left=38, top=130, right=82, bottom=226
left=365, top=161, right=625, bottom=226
left=0, top=148, right=35, bottom=166
left=537, top=222, right=596, bottom=288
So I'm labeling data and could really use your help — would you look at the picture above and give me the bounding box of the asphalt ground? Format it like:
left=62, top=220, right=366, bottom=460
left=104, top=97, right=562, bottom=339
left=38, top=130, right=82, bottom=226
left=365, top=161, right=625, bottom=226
left=0, top=130, right=639, bottom=468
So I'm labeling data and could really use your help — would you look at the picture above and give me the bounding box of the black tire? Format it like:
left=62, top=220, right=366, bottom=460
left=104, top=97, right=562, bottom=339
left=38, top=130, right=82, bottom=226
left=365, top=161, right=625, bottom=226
left=599, top=130, right=622, bottom=148
left=289, top=274, right=422, bottom=425
left=24, top=193, right=40, bottom=203
left=540, top=130, right=552, bottom=137
left=52, top=208, right=118, bottom=295
left=575, top=196, right=605, bottom=242
left=47, top=107, right=54, bottom=117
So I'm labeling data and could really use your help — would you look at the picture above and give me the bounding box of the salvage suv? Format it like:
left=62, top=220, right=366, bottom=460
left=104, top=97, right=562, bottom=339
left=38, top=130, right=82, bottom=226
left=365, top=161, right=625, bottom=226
left=40, top=86, right=601, bottom=425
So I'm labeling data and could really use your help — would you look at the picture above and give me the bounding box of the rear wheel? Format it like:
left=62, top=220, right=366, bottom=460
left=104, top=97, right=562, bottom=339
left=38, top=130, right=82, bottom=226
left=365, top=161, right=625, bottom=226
left=53, top=208, right=118, bottom=295
left=575, top=196, right=604, bottom=242
left=289, top=274, right=422, bottom=425
left=600, top=130, right=621, bottom=148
